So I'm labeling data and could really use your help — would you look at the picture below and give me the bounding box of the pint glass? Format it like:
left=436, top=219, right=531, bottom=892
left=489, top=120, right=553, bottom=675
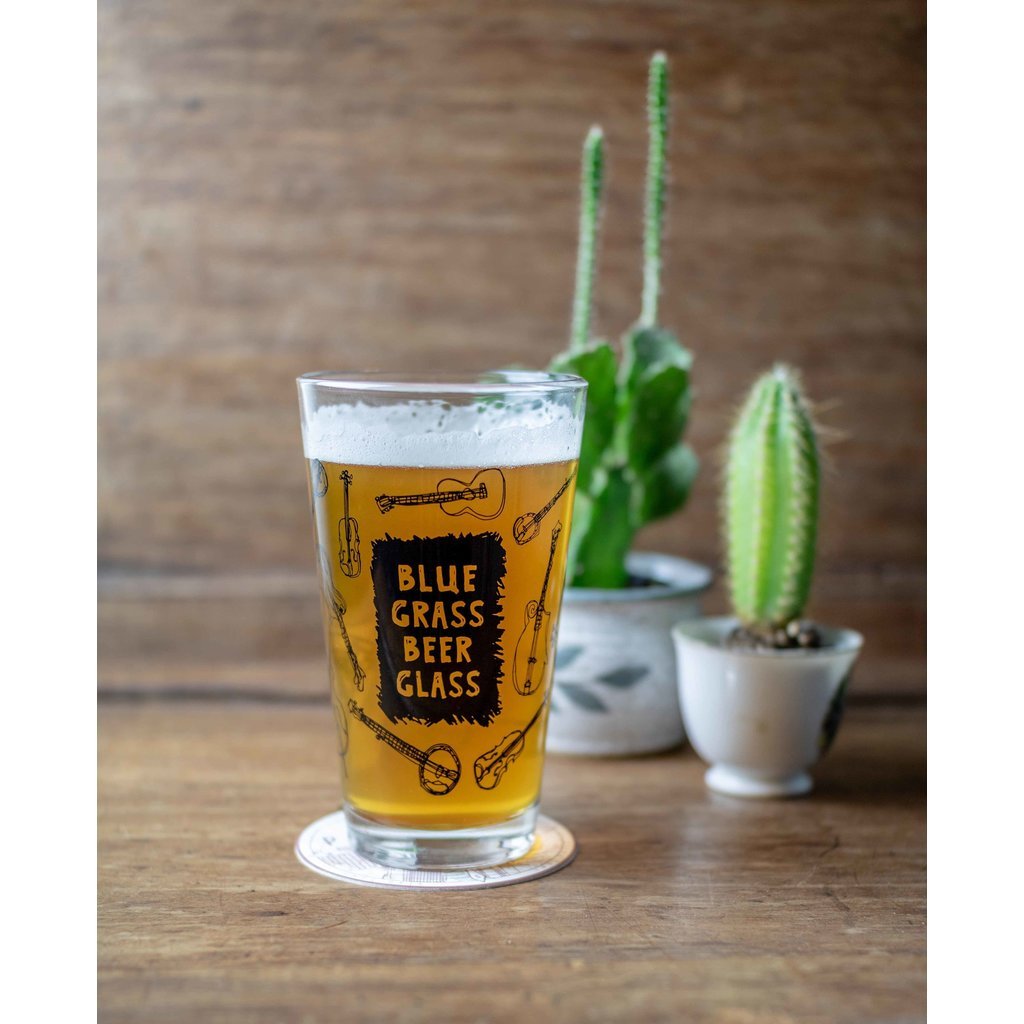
left=296, top=371, right=586, bottom=869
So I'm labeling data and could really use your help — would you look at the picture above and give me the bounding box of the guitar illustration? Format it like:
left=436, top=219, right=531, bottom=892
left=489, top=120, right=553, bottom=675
left=348, top=700, right=461, bottom=795
left=337, top=470, right=361, bottom=577
left=513, top=469, right=576, bottom=545
left=375, top=468, right=506, bottom=520
left=318, top=548, right=367, bottom=691
left=512, top=523, right=562, bottom=696
left=473, top=698, right=548, bottom=791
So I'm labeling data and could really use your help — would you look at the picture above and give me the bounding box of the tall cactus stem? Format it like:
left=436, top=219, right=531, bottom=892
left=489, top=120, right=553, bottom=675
left=640, top=52, right=669, bottom=328
left=570, top=125, right=605, bottom=352
left=725, top=365, right=820, bottom=628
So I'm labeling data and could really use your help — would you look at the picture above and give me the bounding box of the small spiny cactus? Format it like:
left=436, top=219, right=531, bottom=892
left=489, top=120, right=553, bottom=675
left=725, top=365, right=820, bottom=629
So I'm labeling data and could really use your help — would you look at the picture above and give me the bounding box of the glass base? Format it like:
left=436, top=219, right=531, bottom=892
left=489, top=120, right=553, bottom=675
left=345, top=805, right=538, bottom=869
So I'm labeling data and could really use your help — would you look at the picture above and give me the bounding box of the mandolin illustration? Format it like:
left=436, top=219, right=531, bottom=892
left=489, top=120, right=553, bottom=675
left=337, top=470, right=361, bottom=577
left=513, top=469, right=576, bottom=545
left=473, top=699, right=547, bottom=791
left=319, top=548, right=367, bottom=691
left=375, top=468, right=506, bottom=520
left=348, top=700, right=461, bottom=795
left=512, top=523, right=562, bottom=696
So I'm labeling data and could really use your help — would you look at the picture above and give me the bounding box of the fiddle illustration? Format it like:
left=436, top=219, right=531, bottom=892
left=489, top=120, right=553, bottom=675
left=473, top=699, right=547, bottom=791
left=512, top=523, right=562, bottom=696
left=337, top=469, right=361, bottom=578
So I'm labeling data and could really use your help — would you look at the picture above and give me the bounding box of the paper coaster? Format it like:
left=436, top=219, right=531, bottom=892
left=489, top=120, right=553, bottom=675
left=295, top=812, right=577, bottom=891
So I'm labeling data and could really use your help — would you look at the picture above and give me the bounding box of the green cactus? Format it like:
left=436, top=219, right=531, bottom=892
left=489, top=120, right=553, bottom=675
left=551, top=52, right=698, bottom=589
left=725, top=365, right=821, bottom=628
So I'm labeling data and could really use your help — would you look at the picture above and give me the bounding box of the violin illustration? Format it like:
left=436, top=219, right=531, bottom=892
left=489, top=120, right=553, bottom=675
left=512, top=523, right=562, bottom=696
left=318, top=548, right=367, bottom=691
left=375, top=468, right=506, bottom=521
left=474, top=699, right=547, bottom=791
left=348, top=700, right=461, bottom=796
left=513, top=470, right=575, bottom=545
left=337, top=470, right=361, bottom=578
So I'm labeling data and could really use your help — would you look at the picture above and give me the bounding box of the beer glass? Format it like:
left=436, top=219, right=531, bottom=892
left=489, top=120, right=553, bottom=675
left=297, top=371, right=586, bottom=869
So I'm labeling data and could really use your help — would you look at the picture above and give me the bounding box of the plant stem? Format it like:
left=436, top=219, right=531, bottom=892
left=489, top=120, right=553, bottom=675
left=570, top=125, right=604, bottom=352
left=641, top=52, right=669, bottom=328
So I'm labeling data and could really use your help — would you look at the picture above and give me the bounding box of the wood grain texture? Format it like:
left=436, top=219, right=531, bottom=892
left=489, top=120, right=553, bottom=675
left=98, top=701, right=926, bottom=1023
left=99, top=1, right=925, bottom=687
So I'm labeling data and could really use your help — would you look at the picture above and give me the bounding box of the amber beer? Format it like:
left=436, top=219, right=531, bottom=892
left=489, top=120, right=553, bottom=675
left=310, top=456, right=577, bottom=833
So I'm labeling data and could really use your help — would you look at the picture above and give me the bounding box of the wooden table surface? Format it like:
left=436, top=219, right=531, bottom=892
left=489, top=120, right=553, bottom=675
left=98, top=697, right=925, bottom=1023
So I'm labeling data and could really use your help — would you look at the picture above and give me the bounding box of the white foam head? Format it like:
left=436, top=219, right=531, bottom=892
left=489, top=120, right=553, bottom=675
left=302, top=398, right=583, bottom=467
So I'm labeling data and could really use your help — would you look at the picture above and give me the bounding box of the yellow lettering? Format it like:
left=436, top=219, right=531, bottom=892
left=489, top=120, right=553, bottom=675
left=468, top=601, right=485, bottom=628
left=396, top=670, right=413, bottom=696
left=436, top=566, right=458, bottom=593
left=431, top=672, right=446, bottom=698
left=463, top=565, right=478, bottom=591
left=391, top=600, right=409, bottom=627
left=412, top=601, right=429, bottom=628
left=417, top=565, right=433, bottom=592
left=449, top=601, right=466, bottom=628
left=397, top=565, right=416, bottom=592
left=456, top=636, right=472, bottom=662
left=465, top=670, right=480, bottom=697
left=403, top=635, right=419, bottom=662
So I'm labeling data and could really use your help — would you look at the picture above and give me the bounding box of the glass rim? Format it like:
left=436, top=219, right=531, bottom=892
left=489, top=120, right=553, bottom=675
left=296, top=369, right=587, bottom=396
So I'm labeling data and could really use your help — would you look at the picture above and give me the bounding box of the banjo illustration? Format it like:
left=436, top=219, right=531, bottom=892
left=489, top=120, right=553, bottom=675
left=318, top=548, right=367, bottom=691
left=348, top=700, right=462, bottom=796
left=513, top=470, right=575, bottom=545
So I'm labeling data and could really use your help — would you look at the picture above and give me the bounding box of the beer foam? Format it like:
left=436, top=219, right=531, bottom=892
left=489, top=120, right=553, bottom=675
left=303, top=399, right=582, bottom=467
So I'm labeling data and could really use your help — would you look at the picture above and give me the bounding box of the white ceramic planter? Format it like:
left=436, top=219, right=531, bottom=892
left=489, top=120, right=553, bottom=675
left=672, top=617, right=863, bottom=797
left=546, top=552, right=712, bottom=756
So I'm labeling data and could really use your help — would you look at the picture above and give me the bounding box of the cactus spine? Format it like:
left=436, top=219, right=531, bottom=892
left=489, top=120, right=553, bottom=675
left=725, top=365, right=820, bottom=628
left=570, top=126, right=605, bottom=353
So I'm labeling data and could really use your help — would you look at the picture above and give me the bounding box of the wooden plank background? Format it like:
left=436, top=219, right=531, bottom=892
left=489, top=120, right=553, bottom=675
left=98, top=0, right=926, bottom=697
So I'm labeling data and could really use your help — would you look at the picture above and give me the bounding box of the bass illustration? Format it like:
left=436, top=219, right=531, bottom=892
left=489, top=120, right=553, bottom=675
left=348, top=700, right=462, bottom=796
left=337, top=469, right=361, bottom=577
left=319, top=548, right=367, bottom=691
left=512, top=523, right=562, bottom=696
left=375, top=468, right=506, bottom=521
left=473, top=698, right=548, bottom=791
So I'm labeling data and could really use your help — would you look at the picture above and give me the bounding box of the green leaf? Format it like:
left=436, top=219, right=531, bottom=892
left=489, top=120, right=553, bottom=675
left=633, top=444, right=699, bottom=527
left=554, top=644, right=585, bottom=670
left=557, top=683, right=609, bottom=712
left=567, top=467, right=633, bottom=588
left=618, top=326, right=693, bottom=470
left=620, top=326, right=692, bottom=395
left=595, top=665, right=649, bottom=688
left=550, top=341, right=619, bottom=491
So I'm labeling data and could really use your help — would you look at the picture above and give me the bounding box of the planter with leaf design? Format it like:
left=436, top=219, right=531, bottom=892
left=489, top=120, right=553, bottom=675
left=546, top=552, right=712, bottom=756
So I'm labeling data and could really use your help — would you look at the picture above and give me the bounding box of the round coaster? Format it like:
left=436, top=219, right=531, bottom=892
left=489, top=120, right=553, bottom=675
left=295, top=812, right=577, bottom=891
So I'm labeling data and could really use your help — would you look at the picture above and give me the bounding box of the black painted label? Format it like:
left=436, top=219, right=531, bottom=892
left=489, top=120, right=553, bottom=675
left=371, top=532, right=506, bottom=725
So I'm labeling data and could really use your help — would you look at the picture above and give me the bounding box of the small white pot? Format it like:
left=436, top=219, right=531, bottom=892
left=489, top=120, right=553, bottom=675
left=672, top=617, right=863, bottom=797
left=547, top=552, right=712, bottom=756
